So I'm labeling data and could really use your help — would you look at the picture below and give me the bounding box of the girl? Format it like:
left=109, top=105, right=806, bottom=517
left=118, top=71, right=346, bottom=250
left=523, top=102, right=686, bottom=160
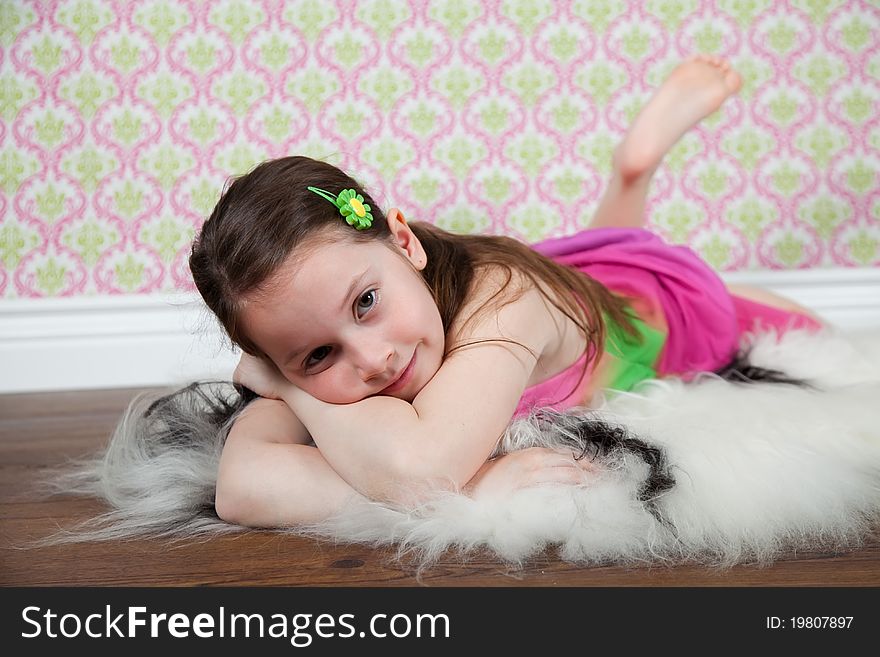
left=56, top=56, right=822, bottom=539
left=199, top=54, right=820, bottom=527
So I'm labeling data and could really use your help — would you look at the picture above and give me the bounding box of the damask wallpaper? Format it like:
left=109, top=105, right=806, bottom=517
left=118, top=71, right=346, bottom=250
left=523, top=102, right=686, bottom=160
left=1, top=0, right=878, bottom=299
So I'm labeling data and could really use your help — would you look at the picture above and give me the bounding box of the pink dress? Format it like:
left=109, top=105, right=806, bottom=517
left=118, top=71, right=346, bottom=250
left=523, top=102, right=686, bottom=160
left=514, top=228, right=821, bottom=417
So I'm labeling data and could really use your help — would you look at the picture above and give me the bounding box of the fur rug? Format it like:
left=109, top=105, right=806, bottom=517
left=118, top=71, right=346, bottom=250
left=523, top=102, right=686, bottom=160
left=299, top=329, right=880, bottom=567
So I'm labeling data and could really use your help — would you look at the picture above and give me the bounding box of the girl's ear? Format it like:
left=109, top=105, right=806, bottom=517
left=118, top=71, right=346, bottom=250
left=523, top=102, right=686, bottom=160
left=386, top=208, right=427, bottom=271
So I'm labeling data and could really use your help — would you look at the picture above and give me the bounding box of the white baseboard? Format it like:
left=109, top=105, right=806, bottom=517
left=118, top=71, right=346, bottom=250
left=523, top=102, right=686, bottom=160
left=2, top=268, right=879, bottom=394
left=0, top=293, right=240, bottom=394
left=722, top=267, right=880, bottom=331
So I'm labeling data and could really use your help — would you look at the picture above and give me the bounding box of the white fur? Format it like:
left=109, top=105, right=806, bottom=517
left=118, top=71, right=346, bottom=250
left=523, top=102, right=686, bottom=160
left=299, top=329, right=880, bottom=567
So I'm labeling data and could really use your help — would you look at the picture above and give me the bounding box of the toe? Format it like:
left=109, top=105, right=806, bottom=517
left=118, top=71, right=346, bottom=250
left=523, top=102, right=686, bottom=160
left=724, top=71, right=742, bottom=93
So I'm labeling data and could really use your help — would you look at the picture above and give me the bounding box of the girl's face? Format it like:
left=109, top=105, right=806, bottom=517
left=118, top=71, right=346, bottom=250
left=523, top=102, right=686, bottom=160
left=239, top=211, right=446, bottom=404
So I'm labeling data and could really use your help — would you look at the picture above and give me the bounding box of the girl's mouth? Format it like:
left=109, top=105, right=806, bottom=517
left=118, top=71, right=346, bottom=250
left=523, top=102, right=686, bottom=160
left=380, top=351, right=417, bottom=395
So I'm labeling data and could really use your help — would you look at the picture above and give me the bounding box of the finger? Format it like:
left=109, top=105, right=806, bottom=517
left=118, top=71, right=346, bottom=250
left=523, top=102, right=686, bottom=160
left=528, top=465, right=593, bottom=487
left=509, top=448, right=598, bottom=476
left=540, top=452, right=598, bottom=472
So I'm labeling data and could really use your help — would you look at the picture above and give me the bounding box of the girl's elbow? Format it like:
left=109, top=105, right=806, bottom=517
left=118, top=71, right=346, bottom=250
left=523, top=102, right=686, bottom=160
left=213, top=480, right=243, bottom=525
left=214, top=475, right=258, bottom=527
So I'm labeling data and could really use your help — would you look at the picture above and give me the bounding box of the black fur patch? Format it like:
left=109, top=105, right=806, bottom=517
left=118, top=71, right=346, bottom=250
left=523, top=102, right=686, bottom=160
left=534, top=411, right=676, bottom=523
left=714, top=351, right=815, bottom=388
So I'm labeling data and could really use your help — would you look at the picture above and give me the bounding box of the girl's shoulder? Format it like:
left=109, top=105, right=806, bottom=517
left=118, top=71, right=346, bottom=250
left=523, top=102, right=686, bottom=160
left=468, top=262, right=532, bottom=300
left=448, top=263, right=559, bottom=354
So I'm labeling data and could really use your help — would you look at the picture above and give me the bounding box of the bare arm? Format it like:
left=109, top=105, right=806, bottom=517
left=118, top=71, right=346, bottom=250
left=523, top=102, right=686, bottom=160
left=282, top=283, right=556, bottom=501
left=215, top=398, right=364, bottom=527
left=215, top=397, right=595, bottom=527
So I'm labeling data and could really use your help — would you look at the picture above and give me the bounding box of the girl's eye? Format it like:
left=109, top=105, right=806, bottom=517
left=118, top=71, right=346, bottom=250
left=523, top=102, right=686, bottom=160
left=305, top=346, right=332, bottom=369
left=356, top=289, right=378, bottom=317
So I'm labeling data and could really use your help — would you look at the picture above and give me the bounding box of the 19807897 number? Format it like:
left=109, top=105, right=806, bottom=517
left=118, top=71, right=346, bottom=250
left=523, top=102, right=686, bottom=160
left=766, top=616, right=854, bottom=629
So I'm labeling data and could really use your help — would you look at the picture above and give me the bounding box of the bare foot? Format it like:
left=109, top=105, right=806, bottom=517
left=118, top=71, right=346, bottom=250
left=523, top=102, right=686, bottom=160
left=615, top=55, right=742, bottom=181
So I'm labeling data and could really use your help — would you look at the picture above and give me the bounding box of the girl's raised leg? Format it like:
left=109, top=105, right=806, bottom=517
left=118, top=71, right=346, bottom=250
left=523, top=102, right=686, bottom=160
left=588, top=55, right=742, bottom=230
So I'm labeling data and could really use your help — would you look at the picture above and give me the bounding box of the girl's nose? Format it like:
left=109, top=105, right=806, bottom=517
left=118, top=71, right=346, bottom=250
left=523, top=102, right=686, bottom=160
left=352, top=342, right=394, bottom=381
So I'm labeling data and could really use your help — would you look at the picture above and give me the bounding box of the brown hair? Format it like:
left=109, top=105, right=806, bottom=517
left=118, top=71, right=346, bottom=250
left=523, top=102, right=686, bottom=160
left=190, top=155, right=636, bottom=369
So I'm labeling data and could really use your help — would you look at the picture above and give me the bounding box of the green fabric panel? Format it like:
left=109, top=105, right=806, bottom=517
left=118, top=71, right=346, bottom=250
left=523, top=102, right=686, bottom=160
left=602, top=311, right=666, bottom=392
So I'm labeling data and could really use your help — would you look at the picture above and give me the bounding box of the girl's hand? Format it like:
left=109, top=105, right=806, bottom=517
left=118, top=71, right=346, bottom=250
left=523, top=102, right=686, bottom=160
left=463, top=447, right=597, bottom=501
left=233, top=353, right=290, bottom=400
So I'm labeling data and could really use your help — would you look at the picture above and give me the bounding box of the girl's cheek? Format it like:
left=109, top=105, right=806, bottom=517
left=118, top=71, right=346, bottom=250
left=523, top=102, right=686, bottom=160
left=312, top=372, right=362, bottom=404
left=309, top=377, right=335, bottom=402
left=290, top=372, right=327, bottom=400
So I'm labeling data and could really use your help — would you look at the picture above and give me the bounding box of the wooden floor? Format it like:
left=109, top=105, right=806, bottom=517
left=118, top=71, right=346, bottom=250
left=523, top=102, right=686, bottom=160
left=2, top=387, right=878, bottom=587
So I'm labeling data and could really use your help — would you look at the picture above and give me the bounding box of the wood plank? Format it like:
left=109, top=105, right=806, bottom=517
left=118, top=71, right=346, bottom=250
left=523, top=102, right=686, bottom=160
left=1, top=388, right=878, bottom=587
left=0, top=387, right=166, bottom=421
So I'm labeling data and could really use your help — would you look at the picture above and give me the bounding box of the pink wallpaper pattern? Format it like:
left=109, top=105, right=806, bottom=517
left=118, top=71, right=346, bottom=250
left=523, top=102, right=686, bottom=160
left=1, top=0, right=878, bottom=298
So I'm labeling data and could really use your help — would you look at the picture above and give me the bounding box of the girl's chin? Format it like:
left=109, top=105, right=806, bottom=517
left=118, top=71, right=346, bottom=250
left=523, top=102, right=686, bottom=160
left=316, top=380, right=426, bottom=404
left=311, top=391, right=366, bottom=405
left=365, top=386, right=419, bottom=403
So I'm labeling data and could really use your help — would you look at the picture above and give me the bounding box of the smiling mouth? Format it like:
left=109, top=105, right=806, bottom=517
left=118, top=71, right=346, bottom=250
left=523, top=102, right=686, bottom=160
left=380, top=352, right=417, bottom=395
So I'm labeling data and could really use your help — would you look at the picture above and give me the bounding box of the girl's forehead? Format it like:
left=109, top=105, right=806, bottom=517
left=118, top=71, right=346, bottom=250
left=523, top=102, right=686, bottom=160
left=241, top=248, right=368, bottom=343
left=240, top=239, right=409, bottom=354
left=288, top=239, right=384, bottom=281
left=256, top=239, right=392, bottom=307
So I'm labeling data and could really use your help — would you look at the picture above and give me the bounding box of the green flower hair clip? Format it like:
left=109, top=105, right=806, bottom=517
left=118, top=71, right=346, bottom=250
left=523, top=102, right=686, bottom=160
left=307, top=186, right=374, bottom=230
